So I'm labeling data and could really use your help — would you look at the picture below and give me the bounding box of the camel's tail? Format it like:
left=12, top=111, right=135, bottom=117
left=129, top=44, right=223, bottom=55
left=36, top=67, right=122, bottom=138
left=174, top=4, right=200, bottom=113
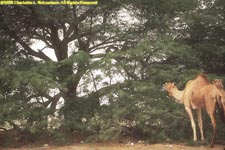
left=216, top=95, right=225, bottom=124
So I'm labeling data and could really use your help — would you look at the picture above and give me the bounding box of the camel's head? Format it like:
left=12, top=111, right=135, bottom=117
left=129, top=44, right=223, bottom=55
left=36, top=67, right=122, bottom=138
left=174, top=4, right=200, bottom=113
left=212, top=79, right=224, bottom=89
left=164, top=82, right=176, bottom=97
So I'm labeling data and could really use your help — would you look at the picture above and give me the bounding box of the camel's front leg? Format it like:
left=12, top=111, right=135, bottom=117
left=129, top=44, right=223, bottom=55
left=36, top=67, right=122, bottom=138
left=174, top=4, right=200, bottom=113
left=185, top=106, right=197, bottom=141
left=197, top=109, right=205, bottom=141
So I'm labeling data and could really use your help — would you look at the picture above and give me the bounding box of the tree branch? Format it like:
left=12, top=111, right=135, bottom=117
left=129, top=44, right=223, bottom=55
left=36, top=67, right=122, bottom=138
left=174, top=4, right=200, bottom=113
left=87, top=80, right=131, bottom=99
left=18, top=38, right=52, bottom=61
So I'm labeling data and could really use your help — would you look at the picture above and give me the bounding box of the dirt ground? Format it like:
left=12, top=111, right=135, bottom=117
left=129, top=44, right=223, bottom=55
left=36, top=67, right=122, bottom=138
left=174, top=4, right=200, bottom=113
left=1, top=143, right=225, bottom=150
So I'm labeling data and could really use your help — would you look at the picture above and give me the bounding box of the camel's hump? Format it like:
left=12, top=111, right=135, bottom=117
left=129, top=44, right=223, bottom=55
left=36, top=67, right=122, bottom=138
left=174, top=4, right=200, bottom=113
left=196, top=74, right=210, bottom=83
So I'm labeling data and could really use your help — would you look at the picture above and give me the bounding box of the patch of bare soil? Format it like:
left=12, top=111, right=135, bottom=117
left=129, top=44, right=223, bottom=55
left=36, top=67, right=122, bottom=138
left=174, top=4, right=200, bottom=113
left=1, top=143, right=225, bottom=150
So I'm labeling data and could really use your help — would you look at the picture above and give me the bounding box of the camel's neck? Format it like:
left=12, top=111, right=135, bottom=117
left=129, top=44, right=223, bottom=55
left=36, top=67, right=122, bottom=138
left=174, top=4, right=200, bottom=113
left=170, top=88, right=184, bottom=103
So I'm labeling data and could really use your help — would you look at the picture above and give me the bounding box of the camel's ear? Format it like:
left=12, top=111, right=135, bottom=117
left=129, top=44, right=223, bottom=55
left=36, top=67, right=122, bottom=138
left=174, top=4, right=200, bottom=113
left=162, top=83, right=167, bottom=91
left=164, top=82, right=169, bottom=87
left=172, top=82, right=175, bottom=86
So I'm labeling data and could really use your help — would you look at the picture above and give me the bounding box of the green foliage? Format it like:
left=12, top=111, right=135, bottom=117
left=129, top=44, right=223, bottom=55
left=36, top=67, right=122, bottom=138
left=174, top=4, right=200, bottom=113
left=70, top=79, right=192, bottom=142
left=52, top=132, right=68, bottom=146
left=0, top=40, right=58, bottom=132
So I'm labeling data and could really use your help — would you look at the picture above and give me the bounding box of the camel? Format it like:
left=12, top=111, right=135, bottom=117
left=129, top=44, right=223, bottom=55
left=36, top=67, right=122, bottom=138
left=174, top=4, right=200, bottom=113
left=164, top=74, right=225, bottom=148
left=212, top=79, right=225, bottom=123
left=213, top=79, right=224, bottom=89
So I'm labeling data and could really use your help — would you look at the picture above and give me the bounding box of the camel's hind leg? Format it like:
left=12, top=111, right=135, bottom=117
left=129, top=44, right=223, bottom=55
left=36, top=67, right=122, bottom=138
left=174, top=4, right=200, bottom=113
left=209, top=113, right=216, bottom=148
left=197, top=109, right=205, bottom=141
left=185, top=106, right=197, bottom=142
left=206, top=99, right=217, bottom=148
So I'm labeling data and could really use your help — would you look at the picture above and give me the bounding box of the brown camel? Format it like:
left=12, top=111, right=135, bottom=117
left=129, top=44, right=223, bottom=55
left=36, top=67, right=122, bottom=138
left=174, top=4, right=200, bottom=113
left=164, top=74, right=225, bottom=148
left=213, top=79, right=224, bottom=88
left=212, top=79, right=225, bottom=123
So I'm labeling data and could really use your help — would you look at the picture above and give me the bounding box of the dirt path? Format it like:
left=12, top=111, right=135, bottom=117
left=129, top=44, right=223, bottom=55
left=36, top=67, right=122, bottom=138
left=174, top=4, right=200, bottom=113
left=1, top=144, right=225, bottom=150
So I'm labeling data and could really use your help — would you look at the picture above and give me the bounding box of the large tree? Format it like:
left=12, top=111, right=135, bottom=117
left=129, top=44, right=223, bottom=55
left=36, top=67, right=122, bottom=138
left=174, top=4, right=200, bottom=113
left=0, top=2, right=143, bottom=131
